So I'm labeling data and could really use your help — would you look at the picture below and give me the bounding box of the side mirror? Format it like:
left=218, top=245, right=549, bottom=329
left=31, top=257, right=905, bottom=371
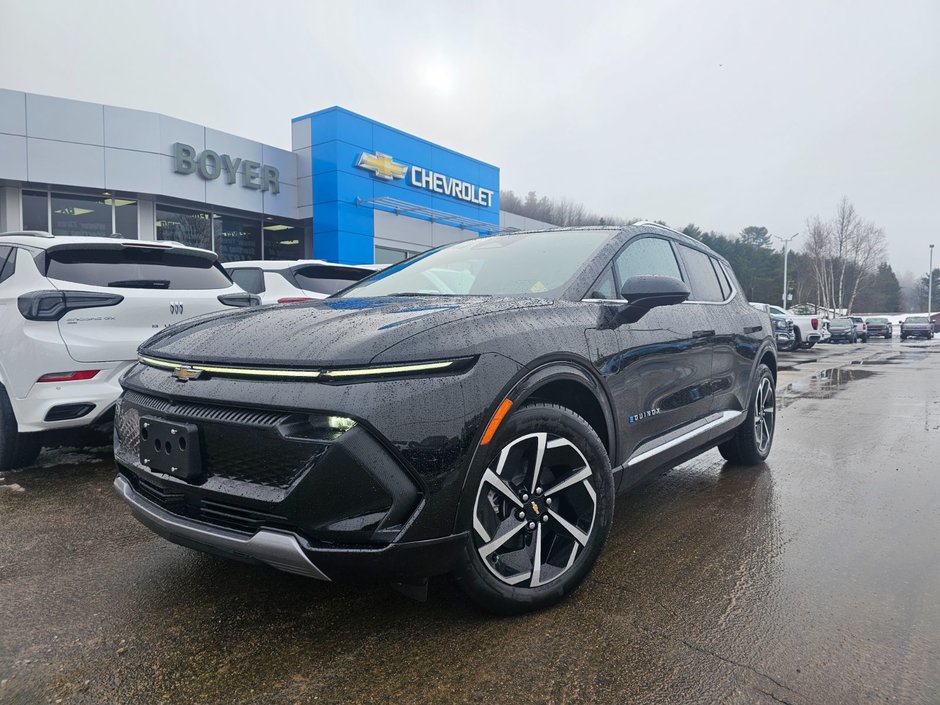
left=614, top=275, right=691, bottom=324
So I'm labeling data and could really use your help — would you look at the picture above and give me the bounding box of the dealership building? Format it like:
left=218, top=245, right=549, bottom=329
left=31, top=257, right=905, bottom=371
left=0, top=89, right=548, bottom=264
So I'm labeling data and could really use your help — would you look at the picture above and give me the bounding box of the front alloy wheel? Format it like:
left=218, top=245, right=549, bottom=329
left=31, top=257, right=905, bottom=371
left=472, top=431, right=597, bottom=589
left=455, top=403, right=613, bottom=614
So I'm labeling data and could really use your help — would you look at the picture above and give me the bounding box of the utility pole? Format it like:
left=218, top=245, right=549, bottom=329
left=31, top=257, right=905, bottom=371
left=774, top=233, right=800, bottom=310
left=929, top=243, right=934, bottom=323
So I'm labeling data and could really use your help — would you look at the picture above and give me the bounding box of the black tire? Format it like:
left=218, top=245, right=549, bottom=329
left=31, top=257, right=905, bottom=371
left=862, top=335, right=868, bottom=343
left=901, top=335, right=907, bottom=340
left=453, top=403, right=614, bottom=615
left=0, top=384, right=15, bottom=472
left=718, top=364, right=776, bottom=466
left=792, top=328, right=803, bottom=349
left=0, top=385, right=42, bottom=472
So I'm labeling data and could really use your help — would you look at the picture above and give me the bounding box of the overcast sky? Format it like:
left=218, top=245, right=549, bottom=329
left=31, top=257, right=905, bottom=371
left=2, top=0, right=937, bottom=275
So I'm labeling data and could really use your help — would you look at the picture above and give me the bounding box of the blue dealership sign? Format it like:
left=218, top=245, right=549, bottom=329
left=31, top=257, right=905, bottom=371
left=293, top=107, right=500, bottom=264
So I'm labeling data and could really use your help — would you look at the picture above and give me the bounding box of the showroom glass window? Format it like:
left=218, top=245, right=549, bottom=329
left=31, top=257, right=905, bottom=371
left=110, top=198, right=138, bottom=238
left=375, top=246, right=420, bottom=265
left=50, top=193, right=114, bottom=237
left=156, top=204, right=212, bottom=250
left=263, top=220, right=304, bottom=260
left=22, top=190, right=49, bottom=231
left=216, top=213, right=261, bottom=262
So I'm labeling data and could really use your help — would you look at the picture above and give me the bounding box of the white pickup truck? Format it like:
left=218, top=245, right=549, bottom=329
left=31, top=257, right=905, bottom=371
left=749, top=303, right=826, bottom=349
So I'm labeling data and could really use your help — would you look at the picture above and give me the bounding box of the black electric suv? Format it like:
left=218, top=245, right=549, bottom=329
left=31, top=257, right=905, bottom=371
left=114, top=224, right=777, bottom=613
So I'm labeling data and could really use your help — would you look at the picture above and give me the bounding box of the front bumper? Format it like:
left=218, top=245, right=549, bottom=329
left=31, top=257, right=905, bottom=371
left=114, top=475, right=329, bottom=579
left=112, top=353, right=520, bottom=579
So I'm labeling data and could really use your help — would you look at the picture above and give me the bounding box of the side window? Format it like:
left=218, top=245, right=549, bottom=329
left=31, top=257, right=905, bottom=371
left=587, top=266, right=617, bottom=299
left=230, top=267, right=265, bottom=294
left=0, top=246, right=16, bottom=284
left=677, top=245, right=725, bottom=302
left=614, top=237, right=683, bottom=284
left=710, top=257, right=732, bottom=299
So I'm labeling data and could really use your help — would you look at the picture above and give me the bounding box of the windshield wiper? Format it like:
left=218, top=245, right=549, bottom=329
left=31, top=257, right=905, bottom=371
left=107, top=279, right=171, bottom=289
left=385, top=291, right=447, bottom=296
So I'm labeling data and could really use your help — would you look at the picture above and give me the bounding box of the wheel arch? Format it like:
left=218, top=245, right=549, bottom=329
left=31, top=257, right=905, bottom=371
left=451, top=357, right=618, bottom=535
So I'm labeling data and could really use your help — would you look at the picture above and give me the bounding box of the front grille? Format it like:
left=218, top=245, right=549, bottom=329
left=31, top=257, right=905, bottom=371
left=118, top=392, right=329, bottom=490
left=129, top=473, right=289, bottom=534
left=123, top=391, right=286, bottom=426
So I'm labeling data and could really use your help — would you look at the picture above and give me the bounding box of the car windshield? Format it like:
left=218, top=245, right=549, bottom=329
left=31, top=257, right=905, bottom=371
left=338, top=229, right=614, bottom=298
left=830, top=319, right=852, bottom=328
left=906, top=316, right=928, bottom=323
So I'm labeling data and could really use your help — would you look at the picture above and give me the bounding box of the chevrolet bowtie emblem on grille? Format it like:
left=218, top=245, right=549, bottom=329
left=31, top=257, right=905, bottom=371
left=172, top=366, right=203, bottom=382
left=530, top=501, right=540, bottom=515
left=170, top=302, right=184, bottom=315
left=356, top=151, right=408, bottom=181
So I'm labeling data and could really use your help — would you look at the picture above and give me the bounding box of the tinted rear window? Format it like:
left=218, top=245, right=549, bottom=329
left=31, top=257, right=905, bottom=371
left=830, top=319, right=852, bottom=328
left=45, top=246, right=232, bottom=290
left=292, top=265, right=370, bottom=295
left=906, top=317, right=928, bottom=323
left=229, top=267, right=265, bottom=294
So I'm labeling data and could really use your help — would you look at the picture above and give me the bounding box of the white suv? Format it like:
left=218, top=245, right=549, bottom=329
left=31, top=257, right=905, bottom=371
left=224, top=260, right=383, bottom=304
left=0, top=232, right=255, bottom=470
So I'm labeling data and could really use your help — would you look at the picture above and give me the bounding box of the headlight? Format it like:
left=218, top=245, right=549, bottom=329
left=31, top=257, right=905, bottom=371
left=774, top=319, right=787, bottom=330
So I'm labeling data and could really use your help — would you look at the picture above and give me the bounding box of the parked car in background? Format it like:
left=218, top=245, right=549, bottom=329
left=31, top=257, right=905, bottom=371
left=113, top=224, right=778, bottom=614
left=749, top=303, right=823, bottom=349
left=827, top=317, right=858, bottom=343
left=900, top=316, right=934, bottom=340
left=0, top=231, right=256, bottom=471
left=224, top=260, right=384, bottom=304
left=849, top=316, right=869, bottom=342
left=865, top=317, right=893, bottom=339
left=770, top=314, right=795, bottom=351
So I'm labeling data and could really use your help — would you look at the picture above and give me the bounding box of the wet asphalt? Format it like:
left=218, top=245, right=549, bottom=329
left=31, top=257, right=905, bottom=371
left=2, top=338, right=939, bottom=705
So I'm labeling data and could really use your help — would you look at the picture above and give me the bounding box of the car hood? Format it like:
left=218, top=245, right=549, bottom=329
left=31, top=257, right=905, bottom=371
left=138, top=295, right=552, bottom=367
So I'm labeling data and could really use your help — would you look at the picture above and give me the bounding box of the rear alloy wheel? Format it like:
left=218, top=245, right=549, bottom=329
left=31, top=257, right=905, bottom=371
left=455, top=404, right=613, bottom=614
left=718, top=364, right=776, bottom=465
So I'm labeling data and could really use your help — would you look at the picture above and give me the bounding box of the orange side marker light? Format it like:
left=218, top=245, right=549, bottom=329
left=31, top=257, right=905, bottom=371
left=480, top=398, right=513, bottom=446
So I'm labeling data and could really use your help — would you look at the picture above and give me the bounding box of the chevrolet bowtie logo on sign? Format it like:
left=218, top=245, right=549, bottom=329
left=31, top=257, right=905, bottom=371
left=355, top=150, right=495, bottom=207
left=356, top=152, right=408, bottom=181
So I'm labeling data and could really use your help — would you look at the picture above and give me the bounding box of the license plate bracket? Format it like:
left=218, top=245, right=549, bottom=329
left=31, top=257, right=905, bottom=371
left=139, top=416, right=203, bottom=482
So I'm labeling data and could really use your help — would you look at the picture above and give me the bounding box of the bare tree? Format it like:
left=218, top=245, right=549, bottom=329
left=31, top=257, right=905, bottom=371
left=802, top=198, right=889, bottom=313
left=845, top=221, right=887, bottom=312
left=804, top=214, right=834, bottom=310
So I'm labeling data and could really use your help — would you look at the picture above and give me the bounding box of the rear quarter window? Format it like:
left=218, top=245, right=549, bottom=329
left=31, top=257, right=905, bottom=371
left=45, top=246, right=233, bottom=290
left=0, top=246, right=15, bottom=284
left=229, top=267, right=265, bottom=294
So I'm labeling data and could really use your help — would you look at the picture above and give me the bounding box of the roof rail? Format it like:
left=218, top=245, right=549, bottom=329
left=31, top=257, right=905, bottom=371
left=633, top=221, right=688, bottom=237
left=0, top=230, right=54, bottom=239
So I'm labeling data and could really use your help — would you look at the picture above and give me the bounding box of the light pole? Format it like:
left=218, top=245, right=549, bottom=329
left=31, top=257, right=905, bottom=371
left=929, top=244, right=934, bottom=323
left=774, top=233, right=800, bottom=310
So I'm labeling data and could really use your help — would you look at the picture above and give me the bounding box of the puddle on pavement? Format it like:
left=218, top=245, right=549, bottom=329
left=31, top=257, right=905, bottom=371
left=779, top=367, right=878, bottom=407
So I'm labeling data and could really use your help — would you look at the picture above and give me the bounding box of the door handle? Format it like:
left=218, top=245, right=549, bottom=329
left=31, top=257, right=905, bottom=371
left=692, top=329, right=715, bottom=338
left=743, top=325, right=762, bottom=334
